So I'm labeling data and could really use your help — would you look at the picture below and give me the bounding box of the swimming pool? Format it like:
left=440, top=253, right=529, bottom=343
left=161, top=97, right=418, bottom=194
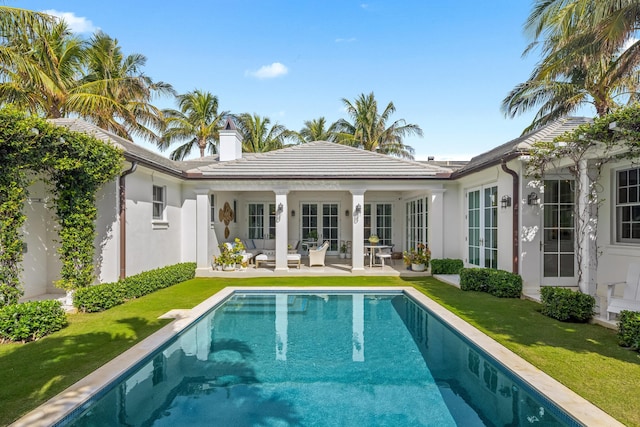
left=17, top=287, right=619, bottom=426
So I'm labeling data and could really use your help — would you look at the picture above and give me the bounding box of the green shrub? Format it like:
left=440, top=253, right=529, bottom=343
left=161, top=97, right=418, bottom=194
left=540, top=287, right=595, bottom=322
left=0, top=284, right=23, bottom=306
left=430, top=259, right=464, bottom=275
left=0, top=300, right=67, bottom=343
left=460, top=268, right=491, bottom=292
left=74, top=262, right=196, bottom=312
left=487, top=270, right=522, bottom=298
left=460, top=268, right=522, bottom=298
left=618, top=310, right=640, bottom=350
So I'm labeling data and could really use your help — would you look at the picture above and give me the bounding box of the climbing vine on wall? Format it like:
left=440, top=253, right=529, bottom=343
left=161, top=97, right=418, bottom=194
left=0, top=107, right=123, bottom=302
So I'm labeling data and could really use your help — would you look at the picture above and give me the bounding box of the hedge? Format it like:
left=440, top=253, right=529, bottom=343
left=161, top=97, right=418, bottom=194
left=618, top=310, right=640, bottom=350
left=540, top=287, right=595, bottom=322
left=430, top=259, right=464, bottom=275
left=459, top=268, right=522, bottom=298
left=74, top=262, right=196, bottom=312
left=0, top=300, right=67, bottom=343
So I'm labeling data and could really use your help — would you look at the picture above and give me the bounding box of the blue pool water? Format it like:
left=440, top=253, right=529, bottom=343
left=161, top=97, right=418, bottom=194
left=61, top=292, right=579, bottom=426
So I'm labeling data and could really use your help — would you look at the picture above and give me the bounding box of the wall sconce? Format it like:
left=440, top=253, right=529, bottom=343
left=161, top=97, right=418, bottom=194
left=276, top=202, right=284, bottom=222
left=345, top=209, right=349, bottom=217
left=291, top=209, right=295, bottom=217
left=527, top=192, right=539, bottom=206
left=355, top=203, right=361, bottom=215
left=500, top=195, right=512, bottom=209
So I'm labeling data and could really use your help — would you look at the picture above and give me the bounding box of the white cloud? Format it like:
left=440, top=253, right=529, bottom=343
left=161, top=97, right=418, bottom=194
left=43, top=10, right=97, bottom=34
left=246, top=62, right=288, bottom=79
left=335, top=37, right=356, bottom=43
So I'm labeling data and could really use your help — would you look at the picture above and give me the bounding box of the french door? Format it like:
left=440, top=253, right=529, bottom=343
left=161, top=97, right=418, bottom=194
left=467, top=186, right=498, bottom=269
left=301, top=203, right=339, bottom=254
left=542, top=179, right=576, bottom=285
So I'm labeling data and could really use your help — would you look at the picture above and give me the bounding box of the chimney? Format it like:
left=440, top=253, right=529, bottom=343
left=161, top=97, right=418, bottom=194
left=219, top=117, right=243, bottom=161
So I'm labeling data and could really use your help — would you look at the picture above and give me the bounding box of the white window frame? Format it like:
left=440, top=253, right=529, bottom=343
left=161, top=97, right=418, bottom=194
left=616, top=166, right=640, bottom=244
left=364, top=203, right=393, bottom=246
left=152, top=185, right=168, bottom=229
left=209, top=194, right=215, bottom=226
left=405, top=197, right=428, bottom=251
left=248, top=202, right=276, bottom=239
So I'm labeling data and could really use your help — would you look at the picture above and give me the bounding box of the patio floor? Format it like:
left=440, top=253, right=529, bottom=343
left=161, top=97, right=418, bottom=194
left=199, top=255, right=427, bottom=278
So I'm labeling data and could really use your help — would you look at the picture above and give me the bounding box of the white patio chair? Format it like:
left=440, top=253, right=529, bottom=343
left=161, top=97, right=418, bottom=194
left=375, top=247, right=393, bottom=268
left=309, top=241, right=329, bottom=267
left=606, top=263, right=640, bottom=320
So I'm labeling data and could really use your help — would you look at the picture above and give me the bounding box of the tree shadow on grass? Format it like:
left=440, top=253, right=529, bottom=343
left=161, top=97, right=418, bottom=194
left=0, top=316, right=170, bottom=425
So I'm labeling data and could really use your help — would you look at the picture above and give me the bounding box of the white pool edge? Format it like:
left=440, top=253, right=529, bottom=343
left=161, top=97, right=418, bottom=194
left=12, top=286, right=623, bottom=427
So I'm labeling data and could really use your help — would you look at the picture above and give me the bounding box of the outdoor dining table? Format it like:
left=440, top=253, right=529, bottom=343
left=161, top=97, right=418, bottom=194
left=364, top=244, right=392, bottom=267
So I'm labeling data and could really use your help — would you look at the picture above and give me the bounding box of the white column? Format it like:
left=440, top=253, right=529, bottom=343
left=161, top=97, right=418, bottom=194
left=274, top=191, right=289, bottom=271
left=352, top=294, right=364, bottom=362
left=195, top=190, right=210, bottom=272
left=578, top=159, right=593, bottom=294
left=351, top=190, right=366, bottom=271
left=275, top=294, right=288, bottom=361
left=430, top=189, right=446, bottom=259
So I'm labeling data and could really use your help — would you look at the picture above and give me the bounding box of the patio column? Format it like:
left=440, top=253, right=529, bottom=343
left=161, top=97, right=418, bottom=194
left=351, top=190, right=366, bottom=271
left=274, top=190, right=289, bottom=271
left=275, top=294, right=288, bottom=360
left=430, top=189, right=446, bottom=259
left=578, top=159, right=594, bottom=295
left=195, top=190, right=210, bottom=272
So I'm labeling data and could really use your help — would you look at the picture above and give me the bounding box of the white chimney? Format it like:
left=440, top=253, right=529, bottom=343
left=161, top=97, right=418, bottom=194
left=219, top=117, right=242, bottom=161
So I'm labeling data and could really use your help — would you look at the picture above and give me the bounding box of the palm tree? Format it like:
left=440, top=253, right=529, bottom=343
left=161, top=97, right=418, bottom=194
left=234, top=113, right=295, bottom=153
left=159, top=89, right=228, bottom=160
left=0, top=9, right=172, bottom=141
left=334, top=92, right=422, bottom=159
left=297, top=117, right=339, bottom=142
left=504, top=0, right=640, bottom=131
left=80, top=32, right=174, bottom=142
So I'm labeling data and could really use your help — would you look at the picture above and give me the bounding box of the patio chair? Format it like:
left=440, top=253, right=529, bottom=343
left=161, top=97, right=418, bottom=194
left=606, top=263, right=640, bottom=320
left=309, top=241, right=329, bottom=267
left=375, top=247, right=393, bottom=267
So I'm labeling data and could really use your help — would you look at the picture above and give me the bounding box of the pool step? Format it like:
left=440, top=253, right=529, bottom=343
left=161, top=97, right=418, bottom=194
left=224, top=295, right=308, bottom=313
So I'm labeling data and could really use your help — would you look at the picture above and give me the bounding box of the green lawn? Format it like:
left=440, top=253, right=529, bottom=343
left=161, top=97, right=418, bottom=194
left=2, top=276, right=639, bottom=426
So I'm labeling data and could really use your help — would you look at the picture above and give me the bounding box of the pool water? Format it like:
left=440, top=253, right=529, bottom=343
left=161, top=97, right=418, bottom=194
left=63, top=293, right=578, bottom=426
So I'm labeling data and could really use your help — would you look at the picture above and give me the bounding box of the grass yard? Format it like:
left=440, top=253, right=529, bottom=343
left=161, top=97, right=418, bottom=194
left=2, top=276, right=639, bottom=426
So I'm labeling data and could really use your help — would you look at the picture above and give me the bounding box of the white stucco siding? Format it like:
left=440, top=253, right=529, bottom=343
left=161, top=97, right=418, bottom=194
left=21, top=179, right=60, bottom=298
left=454, top=165, right=518, bottom=273
left=123, top=169, right=184, bottom=276
left=440, top=182, right=461, bottom=259
left=94, top=180, right=119, bottom=284
left=595, top=160, right=640, bottom=300
left=520, top=175, right=543, bottom=289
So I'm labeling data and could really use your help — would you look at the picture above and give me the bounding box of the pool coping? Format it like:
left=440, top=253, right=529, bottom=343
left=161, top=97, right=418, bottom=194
left=12, top=286, right=623, bottom=427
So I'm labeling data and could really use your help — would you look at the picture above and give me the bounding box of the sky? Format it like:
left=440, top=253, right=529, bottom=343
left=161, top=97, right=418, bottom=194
left=7, top=0, right=597, bottom=161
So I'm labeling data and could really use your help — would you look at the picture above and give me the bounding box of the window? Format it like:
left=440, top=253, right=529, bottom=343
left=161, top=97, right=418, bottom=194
left=617, top=167, right=640, bottom=243
left=152, top=185, right=165, bottom=220
left=214, top=194, right=219, bottom=224
left=364, top=203, right=393, bottom=245
left=248, top=203, right=275, bottom=239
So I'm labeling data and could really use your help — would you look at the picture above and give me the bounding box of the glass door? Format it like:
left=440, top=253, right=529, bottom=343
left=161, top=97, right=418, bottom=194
left=542, top=180, right=576, bottom=285
left=301, top=202, right=339, bottom=254
left=467, top=186, right=497, bottom=269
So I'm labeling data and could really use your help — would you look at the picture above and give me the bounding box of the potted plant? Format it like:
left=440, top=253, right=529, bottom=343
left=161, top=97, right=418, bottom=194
left=368, top=234, right=380, bottom=245
left=217, top=238, right=245, bottom=270
left=403, top=243, right=431, bottom=272
left=339, top=243, right=347, bottom=259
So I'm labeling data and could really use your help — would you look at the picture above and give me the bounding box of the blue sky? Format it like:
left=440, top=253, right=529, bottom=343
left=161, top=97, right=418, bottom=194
left=9, top=1, right=596, bottom=161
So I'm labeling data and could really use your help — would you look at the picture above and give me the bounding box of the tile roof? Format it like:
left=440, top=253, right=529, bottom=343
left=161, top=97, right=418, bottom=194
left=452, top=117, right=592, bottom=177
left=49, top=119, right=453, bottom=180
left=49, top=118, right=184, bottom=175
left=185, top=141, right=453, bottom=179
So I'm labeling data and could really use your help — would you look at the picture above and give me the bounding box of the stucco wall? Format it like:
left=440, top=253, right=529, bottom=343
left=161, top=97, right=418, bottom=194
left=123, top=168, right=184, bottom=276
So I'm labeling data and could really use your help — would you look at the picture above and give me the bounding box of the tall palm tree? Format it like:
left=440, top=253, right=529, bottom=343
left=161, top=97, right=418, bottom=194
left=504, top=0, right=640, bottom=131
left=159, top=89, right=228, bottom=160
left=297, top=117, right=339, bottom=142
left=234, top=113, right=294, bottom=153
left=0, top=9, right=171, bottom=141
left=81, top=32, right=174, bottom=142
left=334, top=92, right=422, bottom=159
